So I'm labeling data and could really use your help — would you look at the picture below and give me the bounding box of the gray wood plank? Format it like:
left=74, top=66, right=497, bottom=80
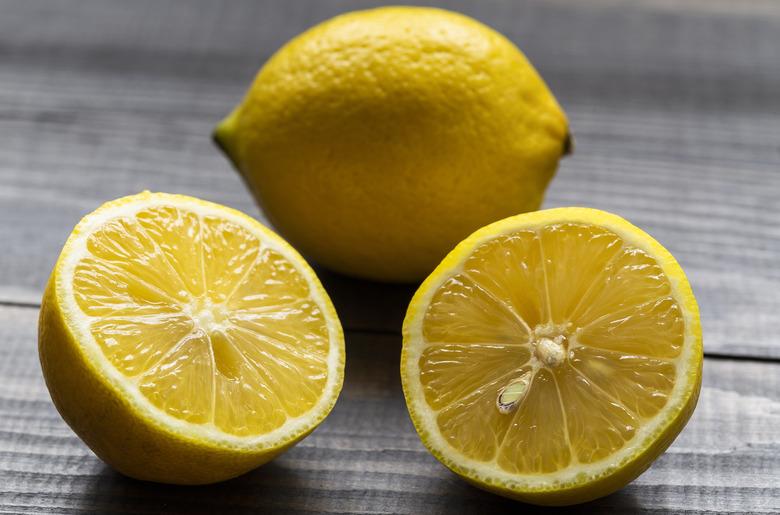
left=0, top=305, right=778, bottom=513
left=0, top=0, right=778, bottom=361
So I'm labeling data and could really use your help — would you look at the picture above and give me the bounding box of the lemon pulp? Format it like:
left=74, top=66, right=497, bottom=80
left=421, top=222, right=684, bottom=471
left=70, top=204, right=330, bottom=437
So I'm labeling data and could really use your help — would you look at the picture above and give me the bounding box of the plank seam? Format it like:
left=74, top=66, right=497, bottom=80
left=0, top=300, right=40, bottom=309
left=2, top=303, right=778, bottom=364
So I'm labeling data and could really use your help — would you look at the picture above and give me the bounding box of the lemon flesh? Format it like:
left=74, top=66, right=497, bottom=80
left=39, top=192, right=344, bottom=484
left=214, top=6, right=570, bottom=282
left=401, top=208, right=702, bottom=505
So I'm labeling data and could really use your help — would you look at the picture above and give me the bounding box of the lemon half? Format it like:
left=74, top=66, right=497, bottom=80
left=401, top=208, right=702, bottom=505
left=39, top=192, right=345, bottom=484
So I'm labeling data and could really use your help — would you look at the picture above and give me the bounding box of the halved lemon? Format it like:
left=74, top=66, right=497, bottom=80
left=401, top=208, right=702, bottom=505
left=39, top=192, right=344, bottom=484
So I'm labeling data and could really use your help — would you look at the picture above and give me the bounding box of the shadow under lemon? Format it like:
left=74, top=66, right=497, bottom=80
left=79, top=461, right=304, bottom=515
left=314, top=267, right=417, bottom=334
left=79, top=458, right=641, bottom=515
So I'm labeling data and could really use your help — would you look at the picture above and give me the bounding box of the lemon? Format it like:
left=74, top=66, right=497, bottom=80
left=401, top=208, right=702, bottom=505
left=214, top=6, right=570, bottom=282
left=38, top=192, right=345, bottom=484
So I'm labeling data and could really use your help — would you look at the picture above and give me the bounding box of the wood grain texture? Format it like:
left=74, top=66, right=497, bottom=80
left=0, top=1, right=779, bottom=513
left=0, top=306, right=778, bottom=514
left=0, top=0, right=778, bottom=357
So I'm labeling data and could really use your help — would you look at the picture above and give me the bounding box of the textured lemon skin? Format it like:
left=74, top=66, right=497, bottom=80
left=401, top=207, right=703, bottom=505
left=215, top=6, right=570, bottom=282
left=38, top=192, right=345, bottom=485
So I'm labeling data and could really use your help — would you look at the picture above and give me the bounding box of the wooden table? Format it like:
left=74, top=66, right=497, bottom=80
left=1, top=1, right=779, bottom=513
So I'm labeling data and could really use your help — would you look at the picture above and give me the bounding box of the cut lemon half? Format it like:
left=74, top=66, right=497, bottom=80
left=39, top=192, right=344, bottom=484
left=401, top=208, right=702, bottom=505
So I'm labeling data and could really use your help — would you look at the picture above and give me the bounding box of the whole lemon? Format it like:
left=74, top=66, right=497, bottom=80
left=215, top=6, right=570, bottom=282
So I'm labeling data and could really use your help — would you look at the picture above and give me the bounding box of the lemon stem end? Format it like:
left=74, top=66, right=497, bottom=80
left=213, top=108, right=242, bottom=169
left=563, top=132, right=574, bottom=157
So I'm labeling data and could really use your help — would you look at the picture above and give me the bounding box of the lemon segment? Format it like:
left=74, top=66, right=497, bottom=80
left=402, top=208, right=702, bottom=505
left=39, top=192, right=344, bottom=484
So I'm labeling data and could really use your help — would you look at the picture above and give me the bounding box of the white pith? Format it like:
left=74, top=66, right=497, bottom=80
left=402, top=208, right=700, bottom=491
left=57, top=192, right=344, bottom=450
